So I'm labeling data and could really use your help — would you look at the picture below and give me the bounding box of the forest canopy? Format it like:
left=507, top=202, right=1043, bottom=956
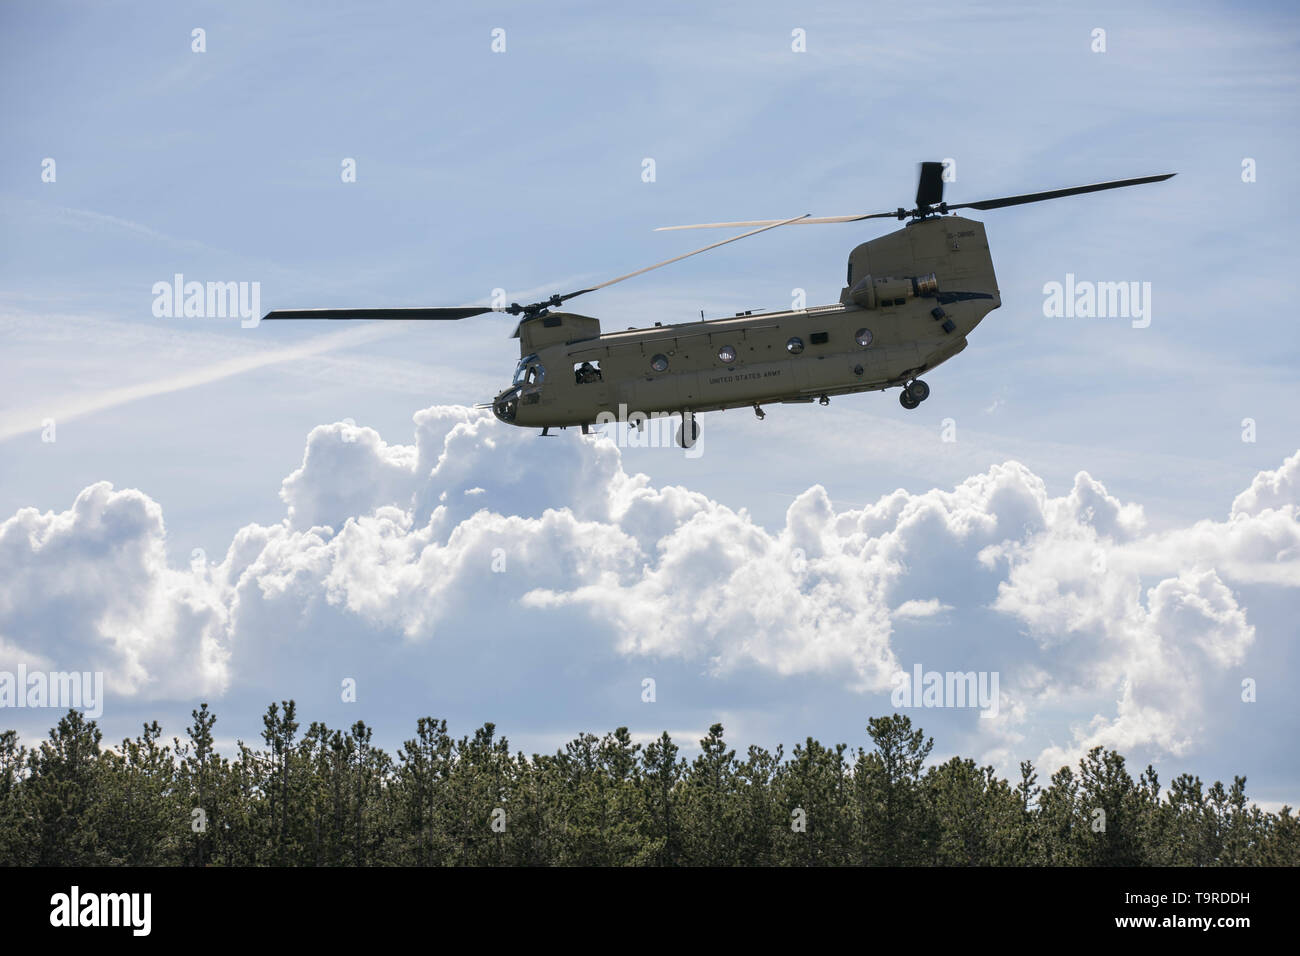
left=0, top=704, right=1294, bottom=867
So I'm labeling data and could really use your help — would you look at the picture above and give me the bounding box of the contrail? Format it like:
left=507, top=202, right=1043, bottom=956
left=0, top=276, right=593, bottom=443
left=0, top=323, right=402, bottom=442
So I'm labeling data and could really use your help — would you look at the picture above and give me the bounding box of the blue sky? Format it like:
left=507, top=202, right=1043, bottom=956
left=1, top=1, right=1298, bottom=804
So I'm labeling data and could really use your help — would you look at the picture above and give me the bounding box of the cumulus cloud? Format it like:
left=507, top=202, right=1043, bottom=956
left=0, top=406, right=1296, bottom=772
left=0, top=482, right=229, bottom=699
left=1232, top=449, right=1300, bottom=517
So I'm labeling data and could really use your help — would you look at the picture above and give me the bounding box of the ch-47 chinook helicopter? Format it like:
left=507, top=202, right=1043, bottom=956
left=264, top=163, right=1173, bottom=447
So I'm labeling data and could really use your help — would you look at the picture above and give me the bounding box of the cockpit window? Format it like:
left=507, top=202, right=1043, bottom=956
left=513, top=354, right=544, bottom=386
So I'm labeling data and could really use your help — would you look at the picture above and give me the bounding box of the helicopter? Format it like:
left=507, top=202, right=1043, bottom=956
left=263, top=163, right=1173, bottom=448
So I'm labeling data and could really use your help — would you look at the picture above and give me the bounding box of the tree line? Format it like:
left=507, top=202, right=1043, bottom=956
left=0, top=703, right=1295, bottom=866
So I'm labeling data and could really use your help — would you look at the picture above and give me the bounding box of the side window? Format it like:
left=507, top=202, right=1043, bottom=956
left=574, top=360, right=603, bottom=384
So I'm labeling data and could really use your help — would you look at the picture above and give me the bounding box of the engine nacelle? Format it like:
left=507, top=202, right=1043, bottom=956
left=847, top=272, right=939, bottom=310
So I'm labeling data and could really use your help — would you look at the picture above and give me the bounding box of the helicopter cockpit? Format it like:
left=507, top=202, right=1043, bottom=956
left=512, top=354, right=546, bottom=387
left=493, top=354, right=546, bottom=424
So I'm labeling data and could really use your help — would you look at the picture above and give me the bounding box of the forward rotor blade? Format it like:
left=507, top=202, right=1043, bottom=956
left=946, top=173, right=1175, bottom=212
left=655, top=212, right=895, bottom=232
left=561, top=213, right=812, bottom=302
left=262, top=306, right=496, bottom=320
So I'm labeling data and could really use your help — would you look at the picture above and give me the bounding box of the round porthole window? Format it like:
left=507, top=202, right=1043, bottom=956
left=855, top=328, right=873, bottom=347
left=717, top=344, right=737, bottom=363
left=786, top=337, right=804, bottom=354
left=650, top=353, right=670, bottom=372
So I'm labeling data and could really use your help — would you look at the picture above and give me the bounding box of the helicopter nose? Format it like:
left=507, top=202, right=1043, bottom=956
left=492, top=390, right=518, bottom=424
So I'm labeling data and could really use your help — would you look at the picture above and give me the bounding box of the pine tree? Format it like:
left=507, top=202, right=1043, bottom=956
left=101, top=721, right=175, bottom=864
left=260, top=700, right=300, bottom=864
left=394, top=717, right=455, bottom=865
left=780, top=736, right=852, bottom=865
left=1076, top=747, right=1146, bottom=865
left=0, top=730, right=30, bottom=865
left=640, top=731, right=682, bottom=866
left=26, top=710, right=106, bottom=865
left=597, top=727, right=643, bottom=865
left=854, top=715, right=933, bottom=864
left=175, top=703, right=218, bottom=866
left=1012, top=759, right=1041, bottom=864
left=680, top=724, right=741, bottom=865
left=1037, top=765, right=1084, bottom=865
left=734, top=744, right=783, bottom=865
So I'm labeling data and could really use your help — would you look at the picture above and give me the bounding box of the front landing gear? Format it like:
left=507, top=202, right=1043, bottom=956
left=899, top=379, right=930, bottom=410
left=677, top=411, right=700, bottom=448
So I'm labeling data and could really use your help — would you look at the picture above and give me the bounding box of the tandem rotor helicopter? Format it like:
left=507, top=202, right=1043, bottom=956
left=265, top=163, right=1173, bottom=447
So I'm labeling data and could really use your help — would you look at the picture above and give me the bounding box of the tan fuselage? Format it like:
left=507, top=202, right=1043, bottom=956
left=494, top=215, right=1000, bottom=428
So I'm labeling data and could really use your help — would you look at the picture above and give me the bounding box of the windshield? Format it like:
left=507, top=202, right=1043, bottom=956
left=513, top=354, right=545, bottom=386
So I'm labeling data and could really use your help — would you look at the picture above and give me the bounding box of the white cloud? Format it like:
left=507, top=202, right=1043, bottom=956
left=892, top=599, right=953, bottom=619
left=1231, top=449, right=1300, bottom=518
left=0, top=482, right=229, bottom=699
left=0, top=406, right=1295, bottom=774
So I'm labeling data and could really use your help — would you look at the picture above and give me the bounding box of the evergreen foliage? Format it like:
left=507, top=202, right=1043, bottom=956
left=1, top=706, right=1294, bottom=866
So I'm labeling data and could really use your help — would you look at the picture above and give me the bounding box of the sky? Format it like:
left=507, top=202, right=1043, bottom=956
left=1, top=1, right=1298, bottom=805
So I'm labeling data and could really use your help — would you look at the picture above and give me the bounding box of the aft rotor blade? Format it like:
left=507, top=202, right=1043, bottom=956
left=946, top=173, right=1175, bottom=212
left=262, top=306, right=497, bottom=320
left=915, top=161, right=945, bottom=209
left=562, top=213, right=812, bottom=302
left=654, top=211, right=895, bottom=232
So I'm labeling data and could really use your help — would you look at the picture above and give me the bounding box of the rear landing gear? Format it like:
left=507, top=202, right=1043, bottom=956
left=899, top=379, right=930, bottom=409
left=677, top=411, right=700, bottom=448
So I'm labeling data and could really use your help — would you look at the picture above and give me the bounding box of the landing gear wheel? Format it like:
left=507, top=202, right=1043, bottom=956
left=899, top=388, right=920, bottom=410
left=676, top=413, right=700, bottom=448
left=909, top=379, right=930, bottom=402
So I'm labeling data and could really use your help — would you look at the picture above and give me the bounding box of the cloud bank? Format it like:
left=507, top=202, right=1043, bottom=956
left=1, top=407, right=1296, bottom=772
